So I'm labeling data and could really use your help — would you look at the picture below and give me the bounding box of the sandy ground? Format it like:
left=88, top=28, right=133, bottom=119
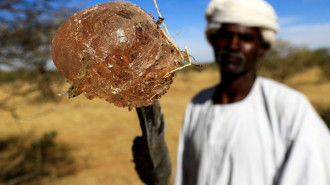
left=1, top=67, right=329, bottom=185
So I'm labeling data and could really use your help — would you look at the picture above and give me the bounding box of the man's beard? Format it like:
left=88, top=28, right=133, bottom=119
left=216, top=50, right=247, bottom=74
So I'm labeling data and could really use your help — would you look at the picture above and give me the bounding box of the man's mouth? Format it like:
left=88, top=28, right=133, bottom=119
left=219, top=51, right=245, bottom=65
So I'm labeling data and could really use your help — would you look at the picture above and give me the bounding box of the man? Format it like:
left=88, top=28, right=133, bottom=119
left=132, top=0, right=330, bottom=184
left=175, top=0, right=330, bottom=185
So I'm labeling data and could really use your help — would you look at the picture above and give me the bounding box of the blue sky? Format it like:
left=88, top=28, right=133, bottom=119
left=81, top=0, right=330, bottom=63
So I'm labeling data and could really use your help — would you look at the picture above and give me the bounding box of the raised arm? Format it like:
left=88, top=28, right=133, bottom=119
left=132, top=100, right=172, bottom=185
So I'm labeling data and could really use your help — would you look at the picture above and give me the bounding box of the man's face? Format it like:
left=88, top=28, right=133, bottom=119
left=211, top=24, right=266, bottom=76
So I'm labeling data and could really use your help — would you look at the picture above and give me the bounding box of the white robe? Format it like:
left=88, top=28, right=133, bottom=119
left=175, top=77, right=330, bottom=185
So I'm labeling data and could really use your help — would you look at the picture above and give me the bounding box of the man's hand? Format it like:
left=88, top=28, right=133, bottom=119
left=132, top=101, right=171, bottom=185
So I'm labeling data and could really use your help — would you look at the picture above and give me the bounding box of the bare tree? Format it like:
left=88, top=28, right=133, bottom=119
left=0, top=0, right=83, bottom=100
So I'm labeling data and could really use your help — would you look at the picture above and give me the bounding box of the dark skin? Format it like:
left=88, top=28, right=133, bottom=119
left=210, top=23, right=269, bottom=104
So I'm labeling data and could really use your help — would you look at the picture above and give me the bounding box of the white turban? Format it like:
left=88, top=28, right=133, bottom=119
left=205, top=0, right=279, bottom=48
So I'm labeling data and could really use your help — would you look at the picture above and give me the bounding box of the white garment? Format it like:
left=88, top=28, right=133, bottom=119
left=175, top=77, right=330, bottom=185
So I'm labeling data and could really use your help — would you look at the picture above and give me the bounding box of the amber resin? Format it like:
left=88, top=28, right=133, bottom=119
left=52, top=1, right=181, bottom=108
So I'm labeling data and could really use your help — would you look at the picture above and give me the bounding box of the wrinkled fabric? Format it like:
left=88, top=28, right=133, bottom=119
left=175, top=77, right=330, bottom=185
left=205, top=0, right=279, bottom=47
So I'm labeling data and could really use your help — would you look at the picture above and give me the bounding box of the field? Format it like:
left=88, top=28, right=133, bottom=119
left=1, top=66, right=329, bottom=185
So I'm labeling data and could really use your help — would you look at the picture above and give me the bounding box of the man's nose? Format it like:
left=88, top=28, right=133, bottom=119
left=228, top=35, right=239, bottom=51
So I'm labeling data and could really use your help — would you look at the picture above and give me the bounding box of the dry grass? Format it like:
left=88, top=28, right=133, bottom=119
left=0, top=66, right=329, bottom=185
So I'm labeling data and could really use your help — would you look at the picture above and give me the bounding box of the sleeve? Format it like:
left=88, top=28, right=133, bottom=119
left=276, top=96, right=330, bottom=185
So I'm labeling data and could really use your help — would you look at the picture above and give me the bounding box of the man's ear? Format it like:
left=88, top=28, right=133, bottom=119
left=258, top=44, right=270, bottom=59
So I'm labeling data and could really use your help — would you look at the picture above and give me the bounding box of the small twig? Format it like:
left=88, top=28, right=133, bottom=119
left=164, top=46, right=192, bottom=78
left=152, top=0, right=185, bottom=61
left=152, top=0, right=198, bottom=77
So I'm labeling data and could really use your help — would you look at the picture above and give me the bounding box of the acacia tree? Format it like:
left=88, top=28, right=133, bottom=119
left=258, top=39, right=330, bottom=82
left=313, top=48, right=330, bottom=81
left=258, top=39, right=309, bottom=82
left=0, top=0, right=82, bottom=100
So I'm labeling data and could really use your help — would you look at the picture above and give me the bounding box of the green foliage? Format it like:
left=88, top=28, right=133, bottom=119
left=0, top=70, right=40, bottom=82
left=313, top=49, right=330, bottom=81
left=30, top=131, right=57, bottom=150
left=258, top=40, right=330, bottom=82
left=0, top=69, right=66, bottom=104
left=0, top=69, right=64, bottom=84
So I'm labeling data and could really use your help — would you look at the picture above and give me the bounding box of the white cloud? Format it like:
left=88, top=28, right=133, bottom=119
left=278, top=17, right=299, bottom=26
left=278, top=23, right=330, bottom=48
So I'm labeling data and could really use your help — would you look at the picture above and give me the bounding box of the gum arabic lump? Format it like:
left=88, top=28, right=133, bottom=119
left=52, top=1, right=180, bottom=107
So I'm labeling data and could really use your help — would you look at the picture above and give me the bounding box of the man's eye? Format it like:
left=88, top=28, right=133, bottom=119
left=213, top=32, right=231, bottom=40
left=241, top=35, right=254, bottom=42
